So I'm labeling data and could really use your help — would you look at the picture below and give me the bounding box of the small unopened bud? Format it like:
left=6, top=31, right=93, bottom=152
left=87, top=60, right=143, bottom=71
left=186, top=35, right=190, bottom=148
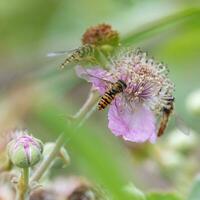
left=159, top=149, right=183, bottom=169
left=7, top=133, right=43, bottom=168
left=82, top=24, right=120, bottom=48
left=43, top=143, right=70, bottom=167
left=167, top=129, right=197, bottom=153
left=186, top=89, right=200, bottom=115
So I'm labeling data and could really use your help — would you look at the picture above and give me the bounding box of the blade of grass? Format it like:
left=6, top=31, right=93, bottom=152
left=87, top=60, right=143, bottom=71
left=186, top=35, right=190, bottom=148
left=121, top=7, right=200, bottom=45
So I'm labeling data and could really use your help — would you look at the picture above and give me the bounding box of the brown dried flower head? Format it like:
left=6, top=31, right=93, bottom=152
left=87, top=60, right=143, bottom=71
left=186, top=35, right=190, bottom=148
left=30, top=188, right=59, bottom=200
left=52, top=176, right=98, bottom=200
left=82, top=24, right=120, bottom=47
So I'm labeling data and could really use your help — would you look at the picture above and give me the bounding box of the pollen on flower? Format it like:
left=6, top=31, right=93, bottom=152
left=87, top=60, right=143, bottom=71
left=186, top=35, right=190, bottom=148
left=76, top=48, right=175, bottom=143
left=109, top=49, right=174, bottom=110
left=81, top=23, right=120, bottom=47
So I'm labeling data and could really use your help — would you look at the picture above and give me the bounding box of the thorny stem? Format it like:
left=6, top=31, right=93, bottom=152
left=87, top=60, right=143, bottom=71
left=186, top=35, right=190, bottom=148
left=30, top=89, right=99, bottom=184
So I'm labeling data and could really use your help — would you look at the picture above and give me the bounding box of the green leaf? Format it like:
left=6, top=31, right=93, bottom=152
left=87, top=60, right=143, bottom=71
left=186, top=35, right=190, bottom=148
left=187, top=176, right=200, bottom=200
left=146, top=192, right=182, bottom=200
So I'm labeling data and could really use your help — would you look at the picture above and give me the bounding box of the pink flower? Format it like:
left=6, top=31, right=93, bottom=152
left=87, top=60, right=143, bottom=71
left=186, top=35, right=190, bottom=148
left=76, top=49, right=174, bottom=143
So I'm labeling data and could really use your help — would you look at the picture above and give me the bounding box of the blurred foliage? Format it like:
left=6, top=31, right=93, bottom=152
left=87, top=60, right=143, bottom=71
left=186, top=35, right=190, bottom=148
left=0, top=0, right=200, bottom=199
left=146, top=192, right=182, bottom=200
left=29, top=96, right=135, bottom=200
left=187, top=176, right=200, bottom=200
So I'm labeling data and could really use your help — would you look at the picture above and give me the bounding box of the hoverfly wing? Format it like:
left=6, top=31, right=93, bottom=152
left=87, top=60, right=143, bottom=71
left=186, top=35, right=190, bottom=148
left=47, top=51, right=68, bottom=57
left=174, top=113, right=191, bottom=136
left=47, top=49, right=75, bottom=57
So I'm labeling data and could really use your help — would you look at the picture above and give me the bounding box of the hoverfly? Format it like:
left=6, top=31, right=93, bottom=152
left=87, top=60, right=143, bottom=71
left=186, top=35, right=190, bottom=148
left=47, top=44, right=97, bottom=69
left=157, top=97, right=174, bottom=137
left=157, top=97, right=190, bottom=137
left=77, top=68, right=191, bottom=136
left=78, top=68, right=127, bottom=110
left=100, top=83, right=190, bottom=138
left=98, top=79, right=127, bottom=110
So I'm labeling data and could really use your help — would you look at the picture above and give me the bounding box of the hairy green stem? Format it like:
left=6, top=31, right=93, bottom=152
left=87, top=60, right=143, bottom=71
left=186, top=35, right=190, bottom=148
left=72, top=90, right=99, bottom=122
left=77, top=101, right=98, bottom=128
left=16, top=168, right=29, bottom=200
left=23, top=168, right=29, bottom=200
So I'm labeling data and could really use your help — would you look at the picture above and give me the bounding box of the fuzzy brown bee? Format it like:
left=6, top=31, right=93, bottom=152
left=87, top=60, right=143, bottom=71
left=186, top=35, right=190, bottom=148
left=157, top=97, right=175, bottom=137
left=98, top=80, right=127, bottom=110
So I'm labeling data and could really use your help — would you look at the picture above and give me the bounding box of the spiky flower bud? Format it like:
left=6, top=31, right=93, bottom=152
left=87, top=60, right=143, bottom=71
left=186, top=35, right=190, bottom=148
left=82, top=24, right=120, bottom=48
left=7, top=132, right=43, bottom=168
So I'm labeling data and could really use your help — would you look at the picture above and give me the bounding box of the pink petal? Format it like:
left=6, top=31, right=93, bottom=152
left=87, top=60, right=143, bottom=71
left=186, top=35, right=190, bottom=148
left=108, top=101, right=157, bottom=143
left=76, top=66, right=112, bottom=94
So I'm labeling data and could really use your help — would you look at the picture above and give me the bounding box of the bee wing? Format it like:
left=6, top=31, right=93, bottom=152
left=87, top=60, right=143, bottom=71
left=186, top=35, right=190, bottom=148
left=46, top=49, right=76, bottom=57
left=174, top=113, right=191, bottom=136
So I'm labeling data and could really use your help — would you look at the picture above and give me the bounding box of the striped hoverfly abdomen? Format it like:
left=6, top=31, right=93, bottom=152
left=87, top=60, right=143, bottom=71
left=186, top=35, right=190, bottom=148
left=60, top=44, right=95, bottom=69
left=98, top=80, right=127, bottom=110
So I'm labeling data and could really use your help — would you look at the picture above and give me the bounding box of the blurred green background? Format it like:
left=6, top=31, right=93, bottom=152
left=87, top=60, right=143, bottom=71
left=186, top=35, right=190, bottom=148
left=0, top=0, right=200, bottom=199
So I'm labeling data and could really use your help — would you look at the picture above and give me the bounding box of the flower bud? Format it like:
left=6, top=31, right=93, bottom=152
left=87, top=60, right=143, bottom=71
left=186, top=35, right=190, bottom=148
left=167, top=128, right=197, bottom=154
left=159, top=149, right=183, bottom=169
left=43, top=143, right=70, bottom=167
left=186, top=89, right=200, bottom=116
left=7, top=133, right=43, bottom=168
left=82, top=24, right=120, bottom=48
